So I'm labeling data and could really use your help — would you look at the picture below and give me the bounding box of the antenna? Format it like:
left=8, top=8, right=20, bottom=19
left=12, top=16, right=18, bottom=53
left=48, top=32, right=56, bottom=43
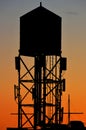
left=14, top=85, right=18, bottom=100
left=68, top=94, right=70, bottom=124
left=40, top=2, right=42, bottom=6
left=67, top=94, right=83, bottom=124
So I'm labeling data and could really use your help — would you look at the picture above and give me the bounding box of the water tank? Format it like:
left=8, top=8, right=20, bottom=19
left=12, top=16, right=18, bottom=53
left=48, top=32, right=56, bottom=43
left=20, top=5, right=61, bottom=56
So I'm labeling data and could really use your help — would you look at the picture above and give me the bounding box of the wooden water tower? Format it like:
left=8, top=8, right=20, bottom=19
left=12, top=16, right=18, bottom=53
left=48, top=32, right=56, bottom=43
left=15, top=3, right=67, bottom=130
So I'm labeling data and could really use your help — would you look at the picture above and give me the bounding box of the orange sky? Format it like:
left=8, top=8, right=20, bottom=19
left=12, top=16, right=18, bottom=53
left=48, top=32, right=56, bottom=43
left=0, top=0, right=86, bottom=130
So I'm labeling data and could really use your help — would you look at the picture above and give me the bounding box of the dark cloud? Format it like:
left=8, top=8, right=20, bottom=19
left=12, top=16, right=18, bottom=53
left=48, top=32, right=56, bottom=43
left=64, top=11, right=78, bottom=16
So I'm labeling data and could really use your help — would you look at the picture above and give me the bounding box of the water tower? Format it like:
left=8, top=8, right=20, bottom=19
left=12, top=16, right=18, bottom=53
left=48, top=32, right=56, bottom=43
left=15, top=3, right=67, bottom=130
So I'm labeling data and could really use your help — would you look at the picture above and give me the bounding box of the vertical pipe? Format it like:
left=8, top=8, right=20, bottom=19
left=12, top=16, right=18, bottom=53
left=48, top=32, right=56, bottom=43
left=51, top=56, right=53, bottom=120
left=49, top=56, right=52, bottom=118
left=34, top=56, right=38, bottom=130
left=59, top=53, right=62, bottom=124
left=34, top=55, right=43, bottom=129
left=43, top=55, right=46, bottom=127
left=55, top=56, right=58, bottom=123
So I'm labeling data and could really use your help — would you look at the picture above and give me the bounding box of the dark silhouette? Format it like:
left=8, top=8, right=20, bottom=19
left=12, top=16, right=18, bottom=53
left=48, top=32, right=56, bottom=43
left=20, top=2, right=61, bottom=56
left=68, top=120, right=85, bottom=129
left=8, top=2, right=69, bottom=130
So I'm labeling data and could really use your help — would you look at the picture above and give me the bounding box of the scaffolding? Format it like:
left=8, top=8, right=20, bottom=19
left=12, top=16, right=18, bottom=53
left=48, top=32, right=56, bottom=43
left=15, top=55, right=66, bottom=129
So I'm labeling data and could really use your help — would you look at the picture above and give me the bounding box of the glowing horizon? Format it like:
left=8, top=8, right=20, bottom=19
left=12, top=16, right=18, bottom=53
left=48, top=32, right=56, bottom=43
left=0, top=0, right=86, bottom=130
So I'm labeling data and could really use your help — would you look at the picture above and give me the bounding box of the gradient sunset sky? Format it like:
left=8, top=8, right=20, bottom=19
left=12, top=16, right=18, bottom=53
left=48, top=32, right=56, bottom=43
left=0, top=0, right=86, bottom=130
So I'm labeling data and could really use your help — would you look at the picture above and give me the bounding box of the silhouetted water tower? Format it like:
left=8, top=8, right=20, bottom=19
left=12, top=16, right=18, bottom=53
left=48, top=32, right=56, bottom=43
left=15, top=3, right=67, bottom=130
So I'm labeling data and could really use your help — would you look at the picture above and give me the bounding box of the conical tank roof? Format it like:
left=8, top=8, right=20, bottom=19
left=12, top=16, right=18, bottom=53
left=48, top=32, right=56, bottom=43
left=20, top=4, right=62, bottom=56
